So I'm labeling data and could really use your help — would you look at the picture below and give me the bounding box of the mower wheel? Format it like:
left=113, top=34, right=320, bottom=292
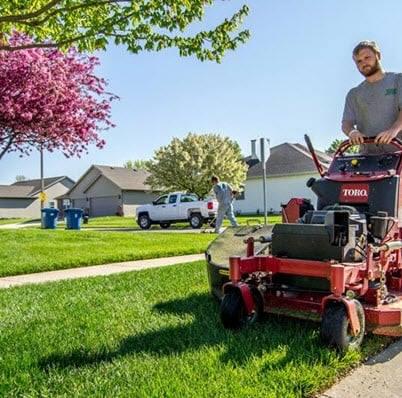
left=160, top=222, right=171, bottom=229
left=320, top=300, right=365, bottom=352
left=138, top=214, right=151, bottom=230
left=220, top=289, right=262, bottom=329
left=189, top=213, right=203, bottom=229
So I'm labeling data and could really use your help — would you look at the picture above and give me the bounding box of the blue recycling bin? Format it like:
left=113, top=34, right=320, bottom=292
left=65, top=208, right=83, bottom=230
left=41, top=208, right=59, bottom=229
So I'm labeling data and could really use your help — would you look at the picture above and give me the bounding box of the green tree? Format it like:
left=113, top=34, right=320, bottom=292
left=15, top=175, right=26, bottom=181
left=123, top=159, right=149, bottom=170
left=0, top=1, right=249, bottom=62
left=147, top=133, right=247, bottom=198
left=326, top=138, right=359, bottom=155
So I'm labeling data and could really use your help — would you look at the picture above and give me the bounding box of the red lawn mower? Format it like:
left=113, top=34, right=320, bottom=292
left=208, top=136, right=402, bottom=351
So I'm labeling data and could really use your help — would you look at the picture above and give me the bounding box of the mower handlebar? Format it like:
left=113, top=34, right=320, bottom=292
left=336, top=137, right=402, bottom=156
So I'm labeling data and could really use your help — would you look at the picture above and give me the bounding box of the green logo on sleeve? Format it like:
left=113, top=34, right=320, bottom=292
left=385, top=88, right=397, bottom=96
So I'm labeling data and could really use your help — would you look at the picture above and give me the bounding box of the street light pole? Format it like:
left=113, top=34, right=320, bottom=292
left=260, top=138, right=267, bottom=225
left=40, top=145, right=44, bottom=209
left=40, top=145, right=45, bottom=227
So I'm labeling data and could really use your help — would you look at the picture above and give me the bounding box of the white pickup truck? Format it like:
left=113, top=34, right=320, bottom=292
left=136, top=192, right=218, bottom=229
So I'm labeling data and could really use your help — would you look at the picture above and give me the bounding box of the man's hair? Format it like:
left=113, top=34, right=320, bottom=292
left=353, top=40, right=381, bottom=57
left=211, top=175, right=219, bottom=183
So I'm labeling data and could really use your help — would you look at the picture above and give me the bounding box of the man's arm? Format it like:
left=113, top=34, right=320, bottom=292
left=342, top=90, right=366, bottom=145
left=342, top=120, right=365, bottom=145
left=375, top=110, right=402, bottom=144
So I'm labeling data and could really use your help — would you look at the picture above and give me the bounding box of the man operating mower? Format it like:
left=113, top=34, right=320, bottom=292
left=342, top=40, right=402, bottom=153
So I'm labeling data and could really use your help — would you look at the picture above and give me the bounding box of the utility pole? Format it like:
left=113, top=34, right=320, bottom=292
left=251, top=138, right=270, bottom=225
left=260, top=138, right=267, bottom=225
left=39, top=145, right=46, bottom=227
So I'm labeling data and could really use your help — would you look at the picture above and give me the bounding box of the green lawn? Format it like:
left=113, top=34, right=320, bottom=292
left=0, top=261, right=391, bottom=397
left=0, top=230, right=214, bottom=277
left=57, top=215, right=282, bottom=229
left=0, top=218, right=28, bottom=225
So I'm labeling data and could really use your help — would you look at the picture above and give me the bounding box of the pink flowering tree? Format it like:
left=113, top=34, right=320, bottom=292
left=0, top=34, right=116, bottom=160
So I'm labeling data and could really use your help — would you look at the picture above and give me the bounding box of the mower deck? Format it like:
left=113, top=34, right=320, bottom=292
left=365, top=291, right=402, bottom=336
left=258, top=290, right=402, bottom=336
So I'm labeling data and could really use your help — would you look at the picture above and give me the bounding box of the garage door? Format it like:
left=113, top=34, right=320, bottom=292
left=72, top=199, right=87, bottom=210
left=90, top=196, right=120, bottom=217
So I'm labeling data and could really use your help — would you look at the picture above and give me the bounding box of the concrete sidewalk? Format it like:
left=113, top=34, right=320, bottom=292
left=0, top=253, right=205, bottom=288
left=320, top=338, right=402, bottom=398
left=0, top=222, right=41, bottom=229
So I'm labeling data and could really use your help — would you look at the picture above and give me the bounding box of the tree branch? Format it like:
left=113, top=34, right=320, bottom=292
left=16, top=0, right=132, bottom=27
left=0, top=0, right=63, bottom=23
left=0, top=135, right=14, bottom=160
left=0, top=8, right=140, bottom=51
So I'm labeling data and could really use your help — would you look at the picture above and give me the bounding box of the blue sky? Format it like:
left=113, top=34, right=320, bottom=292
left=2, top=0, right=402, bottom=184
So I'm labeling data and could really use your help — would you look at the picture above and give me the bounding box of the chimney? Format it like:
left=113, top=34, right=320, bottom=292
left=251, top=139, right=258, bottom=159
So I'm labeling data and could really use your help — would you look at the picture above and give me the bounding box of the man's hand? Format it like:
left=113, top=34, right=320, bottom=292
left=374, top=129, right=399, bottom=144
left=349, top=129, right=366, bottom=145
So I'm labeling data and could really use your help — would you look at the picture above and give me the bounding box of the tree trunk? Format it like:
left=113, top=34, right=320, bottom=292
left=0, top=136, right=14, bottom=160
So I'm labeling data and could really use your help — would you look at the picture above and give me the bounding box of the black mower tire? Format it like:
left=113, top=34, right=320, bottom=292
left=220, top=289, right=263, bottom=330
left=138, top=214, right=151, bottom=230
left=320, top=300, right=365, bottom=352
left=189, top=213, right=203, bottom=229
left=160, top=222, right=171, bottom=229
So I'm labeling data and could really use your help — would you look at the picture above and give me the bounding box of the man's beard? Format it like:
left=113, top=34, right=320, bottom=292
left=360, top=59, right=381, bottom=77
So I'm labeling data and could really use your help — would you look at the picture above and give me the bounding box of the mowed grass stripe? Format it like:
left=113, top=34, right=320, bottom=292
left=0, top=261, right=391, bottom=397
left=0, top=230, right=214, bottom=277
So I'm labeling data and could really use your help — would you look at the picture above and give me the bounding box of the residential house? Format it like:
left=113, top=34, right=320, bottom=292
left=0, top=176, right=75, bottom=218
left=234, top=142, right=332, bottom=214
left=61, top=165, right=158, bottom=217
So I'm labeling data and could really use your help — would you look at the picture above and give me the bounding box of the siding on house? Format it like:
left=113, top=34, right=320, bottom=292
left=68, top=167, right=101, bottom=200
left=85, top=175, right=120, bottom=197
left=234, top=173, right=320, bottom=214
left=0, top=198, right=37, bottom=218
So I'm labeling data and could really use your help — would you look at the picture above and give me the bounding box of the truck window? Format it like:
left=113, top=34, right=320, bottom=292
left=154, top=195, right=168, bottom=205
left=169, top=195, right=178, bottom=204
left=180, top=194, right=198, bottom=203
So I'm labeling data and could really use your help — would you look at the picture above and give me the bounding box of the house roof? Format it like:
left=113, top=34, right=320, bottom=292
left=11, top=176, right=74, bottom=195
left=0, top=185, right=38, bottom=199
left=93, top=165, right=152, bottom=191
left=247, top=142, right=332, bottom=178
left=62, top=165, right=154, bottom=199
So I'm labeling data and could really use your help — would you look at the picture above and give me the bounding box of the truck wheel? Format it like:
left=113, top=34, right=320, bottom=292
left=138, top=214, right=151, bottom=230
left=189, top=213, right=203, bottom=229
left=320, top=300, right=365, bottom=352
left=160, top=222, right=170, bottom=229
left=220, top=288, right=262, bottom=329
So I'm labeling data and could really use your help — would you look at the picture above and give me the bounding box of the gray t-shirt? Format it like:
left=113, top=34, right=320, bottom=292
left=343, top=72, right=402, bottom=153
